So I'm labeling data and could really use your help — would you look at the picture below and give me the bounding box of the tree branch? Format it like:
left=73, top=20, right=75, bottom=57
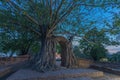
left=47, top=2, right=76, bottom=37
left=8, top=21, right=41, bottom=36
left=55, top=28, right=95, bottom=45
left=78, top=2, right=120, bottom=7
left=6, top=0, right=39, bottom=25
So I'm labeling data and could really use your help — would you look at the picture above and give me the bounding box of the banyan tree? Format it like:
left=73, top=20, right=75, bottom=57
left=0, top=0, right=79, bottom=72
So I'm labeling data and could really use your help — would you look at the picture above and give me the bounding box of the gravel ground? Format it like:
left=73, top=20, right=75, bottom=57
left=7, top=68, right=104, bottom=80
left=1, top=60, right=120, bottom=80
left=58, top=73, right=120, bottom=80
left=58, top=77, right=93, bottom=80
left=4, top=68, right=120, bottom=80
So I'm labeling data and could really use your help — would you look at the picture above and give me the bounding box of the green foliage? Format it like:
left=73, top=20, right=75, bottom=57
left=73, top=46, right=91, bottom=59
left=0, top=0, right=43, bottom=56
left=90, top=45, right=107, bottom=61
left=108, top=52, right=120, bottom=62
left=56, top=44, right=61, bottom=54
left=29, top=41, right=41, bottom=54
left=79, top=28, right=112, bottom=61
left=0, top=21, right=39, bottom=56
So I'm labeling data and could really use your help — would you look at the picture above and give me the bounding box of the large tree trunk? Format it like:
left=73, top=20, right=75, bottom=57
left=56, top=36, right=77, bottom=68
left=31, top=37, right=57, bottom=72
left=31, top=36, right=77, bottom=72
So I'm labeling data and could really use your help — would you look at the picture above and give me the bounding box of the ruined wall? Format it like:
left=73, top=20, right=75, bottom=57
left=0, top=55, right=29, bottom=66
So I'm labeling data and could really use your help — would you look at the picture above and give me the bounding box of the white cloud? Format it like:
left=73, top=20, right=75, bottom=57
left=106, top=46, right=120, bottom=54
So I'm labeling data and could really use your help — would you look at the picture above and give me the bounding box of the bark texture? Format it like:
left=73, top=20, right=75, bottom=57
left=31, top=37, right=57, bottom=72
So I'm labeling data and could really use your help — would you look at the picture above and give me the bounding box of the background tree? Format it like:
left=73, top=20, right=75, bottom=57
left=109, top=51, right=120, bottom=62
left=90, top=44, right=108, bottom=61
left=0, top=22, right=39, bottom=57
left=79, top=28, right=118, bottom=61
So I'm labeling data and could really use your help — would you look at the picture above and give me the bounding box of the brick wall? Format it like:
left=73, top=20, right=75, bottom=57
left=77, top=58, right=93, bottom=68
